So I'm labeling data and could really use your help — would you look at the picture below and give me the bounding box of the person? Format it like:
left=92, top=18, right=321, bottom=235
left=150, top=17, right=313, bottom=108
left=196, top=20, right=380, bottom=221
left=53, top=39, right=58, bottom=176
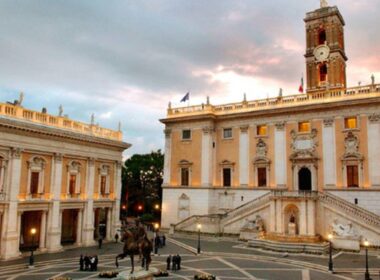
left=98, top=236, right=103, bottom=249
left=94, top=255, right=98, bottom=271
left=166, top=255, right=171, bottom=270
left=84, top=255, right=90, bottom=271
left=177, top=254, right=181, bottom=270
left=90, top=256, right=95, bottom=271
left=155, top=234, right=161, bottom=249
left=115, top=233, right=119, bottom=243
left=79, top=254, right=84, bottom=271
left=172, top=255, right=177, bottom=271
left=162, top=234, right=166, bottom=246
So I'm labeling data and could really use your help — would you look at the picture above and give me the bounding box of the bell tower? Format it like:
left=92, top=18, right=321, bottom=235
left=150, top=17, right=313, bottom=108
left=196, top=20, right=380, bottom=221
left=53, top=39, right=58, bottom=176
left=304, top=1, right=347, bottom=93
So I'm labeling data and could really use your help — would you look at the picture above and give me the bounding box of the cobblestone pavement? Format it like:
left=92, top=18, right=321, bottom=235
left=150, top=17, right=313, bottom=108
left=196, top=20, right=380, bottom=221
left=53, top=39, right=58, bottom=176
left=0, top=234, right=379, bottom=279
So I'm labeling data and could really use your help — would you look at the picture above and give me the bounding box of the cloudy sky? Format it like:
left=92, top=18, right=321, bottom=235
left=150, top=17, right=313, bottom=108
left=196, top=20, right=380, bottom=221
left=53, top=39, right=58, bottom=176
left=0, top=0, right=379, bottom=157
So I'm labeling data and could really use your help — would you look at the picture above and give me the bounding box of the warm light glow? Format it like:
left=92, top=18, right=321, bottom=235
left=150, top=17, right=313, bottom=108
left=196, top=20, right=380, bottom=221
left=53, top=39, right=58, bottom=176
left=122, top=205, right=126, bottom=210
left=137, top=205, right=143, bottom=211
left=197, top=223, right=202, bottom=230
left=328, top=234, right=333, bottom=240
left=154, top=223, right=159, bottom=230
left=154, top=204, right=160, bottom=210
left=345, top=117, right=357, bottom=129
left=298, top=121, right=310, bottom=132
left=30, top=228, right=37, bottom=235
left=364, top=240, right=369, bottom=247
left=257, top=125, right=267, bottom=136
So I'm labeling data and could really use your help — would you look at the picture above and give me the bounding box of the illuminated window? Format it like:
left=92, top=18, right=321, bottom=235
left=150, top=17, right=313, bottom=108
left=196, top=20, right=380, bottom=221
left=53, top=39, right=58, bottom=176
left=298, top=122, right=311, bottom=133
left=182, top=129, right=191, bottom=140
left=181, top=168, right=189, bottom=186
left=223, top=128, right=232, bottom=139
left=257, top=167, right=267, bottom=187
left=344, top=117, right=357, bottom=129
left=257, top=125, right=267, bottom=136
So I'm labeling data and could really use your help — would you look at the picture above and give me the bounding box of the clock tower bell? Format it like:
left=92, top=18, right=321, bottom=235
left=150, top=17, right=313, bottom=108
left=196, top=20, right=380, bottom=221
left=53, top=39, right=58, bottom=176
left=304, top=2, right=347, bottom=93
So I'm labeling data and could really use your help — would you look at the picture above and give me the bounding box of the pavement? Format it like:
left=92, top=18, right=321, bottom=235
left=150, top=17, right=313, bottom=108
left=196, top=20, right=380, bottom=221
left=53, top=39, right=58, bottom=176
left=0, top=233, right=379, bottom=279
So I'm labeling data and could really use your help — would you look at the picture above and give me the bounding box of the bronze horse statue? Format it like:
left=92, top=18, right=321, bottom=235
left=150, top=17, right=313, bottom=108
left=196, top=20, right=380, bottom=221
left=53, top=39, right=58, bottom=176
left=115, top=227, right=153, bottom=273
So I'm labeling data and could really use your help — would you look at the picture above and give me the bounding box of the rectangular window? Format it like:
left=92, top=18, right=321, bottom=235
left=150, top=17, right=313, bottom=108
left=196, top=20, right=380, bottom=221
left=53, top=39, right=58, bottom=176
left=223, top=128, right=232, bottom=139
left=257, top=167, right=267, bottom=187
left=223, top=168, right=231, bottom=187
left=182, top=129, right=191, bottom=140
left=100, top=175, right=107, bottom=195
left=69, top=174, right=76, bottom=195
left=298, top=121, right=310, bottom=133
left=347, top=165, right=359, bottom=187
left=257, top=125, right=267, bottom=136
left=181, top=168, right=189, bottom=186
left=344, top=117, right=357, bottom=129
left=30, top=172, right=39, bottom=195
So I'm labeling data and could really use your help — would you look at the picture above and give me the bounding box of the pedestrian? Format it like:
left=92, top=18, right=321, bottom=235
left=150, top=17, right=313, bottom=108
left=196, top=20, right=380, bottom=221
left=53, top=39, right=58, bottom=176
left=162, top=234, right=166, bottom=246
left=155, top=234, right=161, bottom=248
left=84, top=255, right=90, bottom=271
left=115, top=233, right=119, bottom=243
left=98, top=236, right=103, bottom=249
left=166, top=255, right=171, bottom=270
left=90, top=256, right=95, bottom=271
left=79, top=254, right=84, bottom=271
left=172, top=255, right=177, bottom=271
left=177, top=254, right=181, bottom=270
left=94, top=255, right=98, bottom=271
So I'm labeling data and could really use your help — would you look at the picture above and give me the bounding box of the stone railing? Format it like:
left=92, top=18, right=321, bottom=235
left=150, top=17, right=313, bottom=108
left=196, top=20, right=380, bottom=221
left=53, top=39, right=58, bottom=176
left=271, top=190, right=319, bottom=199
left=0, top=103, right=122, bottom=141
left=319, top=192, right=380, bottom=228
left=174, top=214, right=225, bottom=234
left=167, top=83, right=380, bottom=118
left=221, top=192, right=271, bottom=226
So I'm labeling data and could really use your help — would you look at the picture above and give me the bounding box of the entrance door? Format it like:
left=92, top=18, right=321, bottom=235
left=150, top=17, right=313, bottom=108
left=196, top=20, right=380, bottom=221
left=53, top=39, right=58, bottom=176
left=298, top=167, right=312, bottom=191
left=61, top=209, right=78, bottom=245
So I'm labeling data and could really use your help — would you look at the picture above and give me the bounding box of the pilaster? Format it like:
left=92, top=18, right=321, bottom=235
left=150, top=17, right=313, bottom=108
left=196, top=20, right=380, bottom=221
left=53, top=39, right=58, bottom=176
left=83, top=158, right=96, bottom=246
left=322, top=118, right=336, bottom=188
left=274, top=122, right=287, bottom=188
left=239, top=125, right=249, bottom=186
left=163, top=128, right=172, bottom=186
left=201, top=126, right=214, bottom=187
left=368, top=114, right=380, bottom=187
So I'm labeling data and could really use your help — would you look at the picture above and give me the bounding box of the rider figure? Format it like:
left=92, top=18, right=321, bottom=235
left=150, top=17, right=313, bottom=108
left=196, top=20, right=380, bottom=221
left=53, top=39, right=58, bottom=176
left=134, top=218, right=147, bottom=258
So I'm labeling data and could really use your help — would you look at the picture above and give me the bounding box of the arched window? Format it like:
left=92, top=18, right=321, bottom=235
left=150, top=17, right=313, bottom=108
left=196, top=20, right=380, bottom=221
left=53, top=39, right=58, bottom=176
left=318, top=29, right=326, bottom=45
left=319, top=63, right=328, bottom=82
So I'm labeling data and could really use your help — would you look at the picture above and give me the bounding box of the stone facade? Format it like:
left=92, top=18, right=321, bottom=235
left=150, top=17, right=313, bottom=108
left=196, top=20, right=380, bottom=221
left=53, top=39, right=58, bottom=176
left=0, top=102, right=130, bottom=259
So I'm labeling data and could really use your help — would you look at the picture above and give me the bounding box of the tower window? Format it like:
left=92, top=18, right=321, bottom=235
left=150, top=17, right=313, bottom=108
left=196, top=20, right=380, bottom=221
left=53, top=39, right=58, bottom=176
left=318, top=29, right=326, bottom=45
left=319, top=64, right=328, bottom=82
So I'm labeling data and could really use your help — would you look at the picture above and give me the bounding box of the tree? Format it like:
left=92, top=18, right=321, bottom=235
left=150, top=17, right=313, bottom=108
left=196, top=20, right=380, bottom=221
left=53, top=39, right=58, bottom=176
left=121, top=150, right=164, bottom=219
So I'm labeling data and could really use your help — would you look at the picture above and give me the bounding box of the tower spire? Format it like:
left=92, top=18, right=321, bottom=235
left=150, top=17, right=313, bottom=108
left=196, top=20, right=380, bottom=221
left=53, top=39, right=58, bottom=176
left=320, top=0, right=328, bottom=8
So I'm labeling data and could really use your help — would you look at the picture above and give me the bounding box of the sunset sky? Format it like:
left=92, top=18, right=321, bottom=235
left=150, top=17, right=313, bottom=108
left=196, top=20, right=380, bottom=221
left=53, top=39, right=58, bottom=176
left=0, top=0, right=379, bottom=157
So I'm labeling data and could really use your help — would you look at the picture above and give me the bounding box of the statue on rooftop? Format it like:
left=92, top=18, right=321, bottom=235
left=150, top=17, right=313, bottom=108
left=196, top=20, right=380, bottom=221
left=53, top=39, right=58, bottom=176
left=320, top=0, right=328, bottom=8
left=91, top=113, right=95, bottom=125
left=58, top=105, right=63, bottom=117
left=18, top=92, right=24, bottom=106
left=371, top=74, right=375, bottom=85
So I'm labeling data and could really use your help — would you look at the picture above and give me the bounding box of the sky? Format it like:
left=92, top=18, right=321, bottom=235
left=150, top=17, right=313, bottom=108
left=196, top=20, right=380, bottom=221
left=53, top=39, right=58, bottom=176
left=0, top=0, right=379, bottom=158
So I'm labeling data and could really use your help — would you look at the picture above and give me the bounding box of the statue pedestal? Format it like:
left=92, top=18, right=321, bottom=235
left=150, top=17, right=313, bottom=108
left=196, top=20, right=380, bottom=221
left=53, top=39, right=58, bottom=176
left=116, top=267, right=158, bottom=280
left=239, top=229, right=264, bottom=241
left=332, top=236, right=360, bottom=251
left=288, top=223, right=296, bottom=236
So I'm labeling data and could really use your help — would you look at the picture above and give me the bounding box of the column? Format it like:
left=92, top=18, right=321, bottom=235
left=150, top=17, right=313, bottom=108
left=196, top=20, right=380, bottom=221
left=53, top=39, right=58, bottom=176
left=275, top=199, right=282, bottom=233
left=368, top=114, right=380, bottom=187
left=83, top=158, right=96, bottom=246
left=299, top=200, right=307, bottom=235
left=17, top=211, right=23, bottom=249
left=201, top=127, right=213, bottom=187
left=76, top=209, right=83, bottom=246
left=112, top=161, right=122, bottom=236
left=163, top=128, right=172, bottom=186
left=307, top=200, right=316, bottom=236
left=106, top=208, right=112, bottom=240
left=46, top=153, right=63, bottom=252
left=239, top=126, right=249, bottom=186
left=39, top=211, right=47, bottom=250
left=269, top=199, right=276, bottom=232
left=322, top=118, right=336, bottom=188
left=274, top=122, right=287, bottom=188
left=1, top=148, right=22, bottom=259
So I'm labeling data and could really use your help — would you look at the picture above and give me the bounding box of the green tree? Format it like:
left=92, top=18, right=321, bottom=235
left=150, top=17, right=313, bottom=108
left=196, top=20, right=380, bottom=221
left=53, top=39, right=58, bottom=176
left=121, top=150, right=164, bottom=219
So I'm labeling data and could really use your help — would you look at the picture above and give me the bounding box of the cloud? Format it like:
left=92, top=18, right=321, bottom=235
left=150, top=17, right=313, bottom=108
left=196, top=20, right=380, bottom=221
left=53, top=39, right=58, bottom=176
left=0, top=0, right=379, bottom=156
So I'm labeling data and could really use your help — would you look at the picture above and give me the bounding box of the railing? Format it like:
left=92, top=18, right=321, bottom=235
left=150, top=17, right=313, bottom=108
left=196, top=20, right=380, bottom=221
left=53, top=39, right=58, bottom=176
left=167, top=83, right=380, bottom=117
left=319, top=192, right=380, bottom=228
left=174, top=214, right=224, bottom=233
left=0, top=103, right=122, bottom=141
left=271, top=190, right=319, bottom=199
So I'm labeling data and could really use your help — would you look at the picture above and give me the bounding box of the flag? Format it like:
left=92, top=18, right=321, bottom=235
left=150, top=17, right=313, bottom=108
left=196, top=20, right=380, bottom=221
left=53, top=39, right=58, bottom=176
left=180, top=92, right=190, bottom=102
left=298, top=76, right=304, bottom=93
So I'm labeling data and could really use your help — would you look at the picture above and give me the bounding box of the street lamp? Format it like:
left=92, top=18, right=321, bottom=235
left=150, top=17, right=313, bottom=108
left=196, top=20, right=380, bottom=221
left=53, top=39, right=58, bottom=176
left=154, top=223, right=159, bottom=255
left=364, top=239, right=371, bottom=280
left=29, top=228, right=37, bottom=268
left=327, top=233, right=333, bottom=273
left=154, top=204, right=160, bottom=210
left=197, top=223, right=202, bottom=254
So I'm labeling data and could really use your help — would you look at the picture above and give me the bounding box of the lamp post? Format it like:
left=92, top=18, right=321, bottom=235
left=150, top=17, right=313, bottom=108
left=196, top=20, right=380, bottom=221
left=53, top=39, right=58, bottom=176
left=197, top=223, right=202, bottom=254
left=29, top=228, right=37, bottom=268
left=328, top=233, right=333, bottom=273
left=154, top=223, right=159, bottom=255
left=364, top=240, right=371, bottom=280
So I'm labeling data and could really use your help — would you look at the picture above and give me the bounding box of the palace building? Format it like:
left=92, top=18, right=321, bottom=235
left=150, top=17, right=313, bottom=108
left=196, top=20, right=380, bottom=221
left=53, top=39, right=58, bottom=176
left=0, top=99, right=129, bottom=259
left=160, top=2, right=380, bottom=249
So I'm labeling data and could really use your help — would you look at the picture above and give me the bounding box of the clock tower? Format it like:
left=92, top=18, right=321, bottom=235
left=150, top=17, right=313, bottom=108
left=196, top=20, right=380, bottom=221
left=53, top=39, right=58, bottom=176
left=304, top=2, right=347, bottom=93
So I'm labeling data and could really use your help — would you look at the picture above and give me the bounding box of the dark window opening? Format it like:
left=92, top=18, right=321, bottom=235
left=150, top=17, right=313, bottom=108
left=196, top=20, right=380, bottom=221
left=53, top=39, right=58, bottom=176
left=223, top=168, right=231, bottom=187
left=30, top=172, right=39, bottom=196
left=100, top=175, right=107, bottom=195
left=69, top=174, right=76, bottom=195
left=258, top=167, right=267, bottom=187
left=347, top=165, right=359, bottom=187
left=318, top=29, right=326, bottom=45
left=319, top=64, right=327, bottom=82
left=181, top=168, right=189, bottom=186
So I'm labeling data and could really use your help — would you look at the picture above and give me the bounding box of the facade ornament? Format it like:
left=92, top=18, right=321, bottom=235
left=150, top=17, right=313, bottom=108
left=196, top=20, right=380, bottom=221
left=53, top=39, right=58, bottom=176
left=344, top=131, right=359, bottom=156
left=323, top=118, right=334, bottom=127
left=320, top=0, right=328, bottom=8
left=67, top=161, right=81, bottom=172
left=164, top=128, right=172, bottom=137
left=256, top=139, right=267, bottom=157
left=54, top=153, right=63, bottom=162
left=10, top=148, right=22, bottom=159
left=241, top=215, right=265, bottom=232
left=330, top=219, right=358, bottom=238
left=369, top=113, right=380, bottom=123
left=88, top=157, right=95, bottom=166
left=240, top=125, right=249, bottom=133
left=290, top=129, right=318, bottom=160
left=202, top=126, right=214, bottom=134
left=371, top=74, right=375, bottom=85
left=275, top=121, right=285, bottom=131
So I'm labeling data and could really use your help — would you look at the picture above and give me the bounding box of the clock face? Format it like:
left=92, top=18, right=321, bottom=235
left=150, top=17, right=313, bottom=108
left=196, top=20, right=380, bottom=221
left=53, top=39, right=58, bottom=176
left=313, top=45, right=330, bottom=62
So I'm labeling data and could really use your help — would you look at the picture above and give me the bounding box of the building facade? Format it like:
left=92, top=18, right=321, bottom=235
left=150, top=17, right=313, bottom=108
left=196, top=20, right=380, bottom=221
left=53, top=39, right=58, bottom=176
left=160, top=3, right=380, bottom=246
left=0, top=101, right=129, bottom=259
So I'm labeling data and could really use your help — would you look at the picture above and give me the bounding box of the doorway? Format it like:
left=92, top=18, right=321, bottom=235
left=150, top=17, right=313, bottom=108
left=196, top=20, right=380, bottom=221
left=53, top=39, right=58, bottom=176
left=298, top=167, right=312, bottom=191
